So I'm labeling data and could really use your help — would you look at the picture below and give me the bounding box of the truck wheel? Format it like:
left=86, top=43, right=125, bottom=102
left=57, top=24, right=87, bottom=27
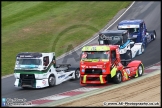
left=113, top=71, right=122, bottom=84
left=137, top=63, right=144, bottom=77
left=48, top=75, right=55, bottom=87
left=145, top=38, right=147, bottom=48
left=151, top=34, right=156, bottom=40
left=140, top=44, right=145, bottom=55
left=22, top=87, right=28, bottom=89
left=74, top=68, right=80, bottom=80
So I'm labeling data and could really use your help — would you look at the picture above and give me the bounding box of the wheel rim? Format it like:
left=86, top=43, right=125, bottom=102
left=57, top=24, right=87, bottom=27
left=117, top=73, right=121, bottom=81
left=75, top=70, right=80, bottom=78
left=154, top=34, right=156, bottom=39
left=141, top=45, right=144, bottom=52
left=49, top=77, right=55, bottom=85
left=138, top=66, right=143, bottom=75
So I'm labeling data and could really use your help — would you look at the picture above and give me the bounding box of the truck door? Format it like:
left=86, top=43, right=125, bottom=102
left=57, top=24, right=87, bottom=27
left=140, top=23, right=144, bottom=42
left=43, top=56, right=49, bottom=67
left=111, top=50, right=116, bottom=66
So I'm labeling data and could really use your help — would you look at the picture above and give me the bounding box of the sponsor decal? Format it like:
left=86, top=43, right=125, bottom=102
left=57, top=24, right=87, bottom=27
left=97, top=65, right=102, bottom=68
left=91, top=46, right=97, bottom=51
left=81, top=65, right=85, bottom=68
left=92, top=66, right=97, bottom=68
left=100, top=35, right=121, bottom=41
left=126, top=69, right=130, bottom=74
left=43, top=74, right=47, bottom=76
left=133, top=35, right=138, bottom=38
left=42, top=80, right=46, bottom=85
left=82, top=53, right=87, bottom=59
left=58, top=74, right=65, bottom=78
left=64, top=76, right=69, bottom=79
left=118, top=62, right=122, bottom=66
left=20, top=55, right=32, bottom=58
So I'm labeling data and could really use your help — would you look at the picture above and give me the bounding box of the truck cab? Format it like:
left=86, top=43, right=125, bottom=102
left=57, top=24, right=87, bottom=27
left=98, top=30, right=129, bottom=45
left=117, top=19, right=147, bottom=43
left=117, top=19, right=156, bottom=47
left=14, top=52, right=80, bottom=89
left=14, top=52, right=56, bottom=88
left=80, top=45, right=144, bottom=85
left=98, top=30, right=144, bottom=59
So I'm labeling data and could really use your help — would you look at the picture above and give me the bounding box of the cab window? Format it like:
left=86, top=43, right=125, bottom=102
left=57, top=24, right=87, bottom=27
left=43, top=56, right=49, bottom=66
left=122, top=33, right=128, bottom=43
left=111, top=50, right=116, bottom=62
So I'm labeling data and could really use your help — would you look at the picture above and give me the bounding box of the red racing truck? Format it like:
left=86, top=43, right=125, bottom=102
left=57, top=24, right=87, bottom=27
left=80, top=45, right=144, bottom=85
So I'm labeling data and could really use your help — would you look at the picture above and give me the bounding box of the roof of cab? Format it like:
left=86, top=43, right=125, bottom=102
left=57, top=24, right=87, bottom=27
left=118, top=19, right=144, bottom=25
left=101, top=30, right=127, bottom=34
left=16, top=52, right=55, bottom=58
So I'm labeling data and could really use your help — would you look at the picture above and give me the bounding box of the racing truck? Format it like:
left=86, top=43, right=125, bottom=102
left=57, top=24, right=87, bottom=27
left=117, top=19, right=156, bottom=48
left=14, top=52, right=80, bottom=89
left=98, top=30, right=144, bottom=59
left=80, top=45, right=144, bottom=85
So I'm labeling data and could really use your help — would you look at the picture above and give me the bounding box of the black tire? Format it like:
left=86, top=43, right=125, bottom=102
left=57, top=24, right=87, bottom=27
left=145, top=38, right=147, bottom=48
left=22, top=87, right=28, bottom=89
left=151, top=32, right=156, bottom=40
left=113, top=71, right=122, bottom=84
left=74, top=68, right=80, bottom=80
left=139, top=44, right=145, bottom=55
left=137, top=63, right=144, bottom=77
left=48, top=75, right=55, bottom=87
left=126, top=50, right=132, bottom=59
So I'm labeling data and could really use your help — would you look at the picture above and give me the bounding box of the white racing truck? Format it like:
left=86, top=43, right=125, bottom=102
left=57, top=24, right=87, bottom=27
left=14, top=52, right=80, bottom=89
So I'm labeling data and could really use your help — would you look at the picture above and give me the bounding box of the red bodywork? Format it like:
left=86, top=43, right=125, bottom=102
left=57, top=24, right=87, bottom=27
left=80, top=45, right=143, bottom=85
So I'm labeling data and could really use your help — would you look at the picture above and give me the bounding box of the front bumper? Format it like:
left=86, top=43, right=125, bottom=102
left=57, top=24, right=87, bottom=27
left=14, top=78, right=49, bottom=88
left=80, top=75, right=107, bottom=84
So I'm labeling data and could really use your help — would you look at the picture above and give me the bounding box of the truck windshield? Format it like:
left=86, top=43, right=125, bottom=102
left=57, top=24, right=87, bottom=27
left=119, top=28, right=139, bottom=34
left=81, top=51, right=109, bottom=59
left=16, top=58, right=42, bottom=65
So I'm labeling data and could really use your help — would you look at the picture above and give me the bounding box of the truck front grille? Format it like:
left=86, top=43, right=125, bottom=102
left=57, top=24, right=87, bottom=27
left=20, top=74, right=35, bottom=87
left=20, top=74, right=35, bottom=79
left=85, top=69, right=102, bottom=75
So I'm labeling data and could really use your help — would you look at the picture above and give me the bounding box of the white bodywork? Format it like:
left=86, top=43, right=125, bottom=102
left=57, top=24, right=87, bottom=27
left=14, top=69, right=76, bottom=88
left=14, top=52, right=79, bottom=89
left=119, top=41, right=144, bottom=58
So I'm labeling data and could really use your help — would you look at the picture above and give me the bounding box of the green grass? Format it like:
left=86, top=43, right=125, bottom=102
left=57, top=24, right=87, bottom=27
left=2, top=1, right=132, bottom=76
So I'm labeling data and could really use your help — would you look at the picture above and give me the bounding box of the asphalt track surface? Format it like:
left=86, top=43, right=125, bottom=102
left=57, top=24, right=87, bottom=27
left=2, top=1, right=161, bottom=101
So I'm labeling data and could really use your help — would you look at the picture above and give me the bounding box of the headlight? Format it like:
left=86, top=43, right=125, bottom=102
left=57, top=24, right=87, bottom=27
left=82, top=69, right=85, bottom=72
left=14, top=73, right=20, bottom=79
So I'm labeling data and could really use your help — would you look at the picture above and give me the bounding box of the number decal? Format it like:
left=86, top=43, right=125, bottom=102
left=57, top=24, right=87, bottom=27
left=126, top=69, right=130, bottom=74
left=82, top=53, right=87, bottom=59
left=91, top=47, right=96, bottom=51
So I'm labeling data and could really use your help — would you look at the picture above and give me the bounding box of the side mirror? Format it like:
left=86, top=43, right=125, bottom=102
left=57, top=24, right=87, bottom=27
left=43, top=58, right=46, bottom=62
left=130, top=41, right=134, bottom=48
